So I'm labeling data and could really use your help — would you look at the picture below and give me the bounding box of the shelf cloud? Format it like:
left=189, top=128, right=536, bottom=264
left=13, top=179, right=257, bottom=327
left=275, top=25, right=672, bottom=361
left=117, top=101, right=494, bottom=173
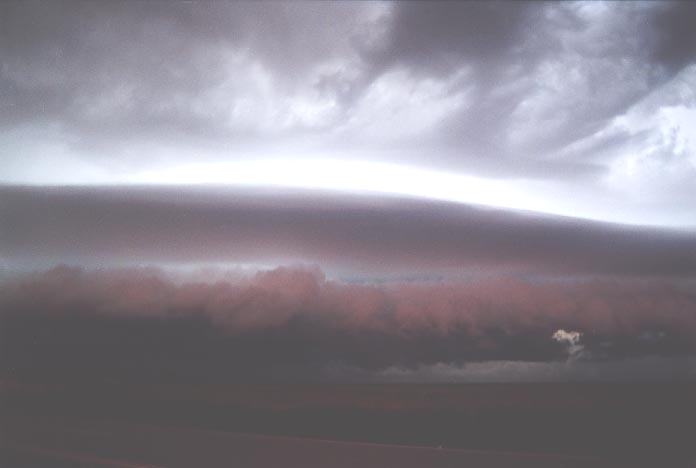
left=1, top=265, right=694, bottom=382
left=1, top=1, right=695, bottom=384
left=2, top=186, right=696, bottom=276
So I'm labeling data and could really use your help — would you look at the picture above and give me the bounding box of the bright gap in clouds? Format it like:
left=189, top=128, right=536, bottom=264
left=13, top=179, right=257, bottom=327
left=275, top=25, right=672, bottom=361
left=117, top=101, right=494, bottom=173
left=129, top=158, right=569, bottom=219
left=11, top=155, right=691, bottom=226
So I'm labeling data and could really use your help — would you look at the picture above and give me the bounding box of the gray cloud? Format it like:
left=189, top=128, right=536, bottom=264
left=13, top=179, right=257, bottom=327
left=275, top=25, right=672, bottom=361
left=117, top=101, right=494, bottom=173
left=0, top=1, right=384, bottom=148
left=1, top=265, right=694, bottom=382
left=2, top=186, right=696, bottom=276
left=369, top=356, right=696, bottom=383
left=1, top=1, right=695, bottom=206
left=649, top=1, right=696, bottom=73
left=2, top=1, right=695, bottom=391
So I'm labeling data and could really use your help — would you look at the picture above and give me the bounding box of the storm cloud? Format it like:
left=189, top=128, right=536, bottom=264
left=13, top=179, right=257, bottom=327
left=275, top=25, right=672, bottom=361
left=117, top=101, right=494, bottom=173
left=1, top=1, right=695, bottom=385
left=1, top=265, right=694, bottom=382
left=1, top=1, right=696, bottom=225
left=2, top=186, right=696, bottom=276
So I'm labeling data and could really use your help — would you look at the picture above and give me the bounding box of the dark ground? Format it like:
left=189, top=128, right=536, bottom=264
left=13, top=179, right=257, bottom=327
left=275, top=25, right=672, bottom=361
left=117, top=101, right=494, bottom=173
left=1, top=382, right=694, bottom=467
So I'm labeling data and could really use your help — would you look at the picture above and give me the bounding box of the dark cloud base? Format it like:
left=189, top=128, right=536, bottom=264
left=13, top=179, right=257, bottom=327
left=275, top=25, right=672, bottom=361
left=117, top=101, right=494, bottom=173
left=1, top=265, right=694, bottom=383
left=3, top=186, right=696, bottom=276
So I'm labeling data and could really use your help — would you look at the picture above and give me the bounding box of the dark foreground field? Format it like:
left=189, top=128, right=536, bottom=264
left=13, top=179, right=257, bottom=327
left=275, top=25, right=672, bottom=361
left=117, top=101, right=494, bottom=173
left=1, top=382, right=694, bottom=467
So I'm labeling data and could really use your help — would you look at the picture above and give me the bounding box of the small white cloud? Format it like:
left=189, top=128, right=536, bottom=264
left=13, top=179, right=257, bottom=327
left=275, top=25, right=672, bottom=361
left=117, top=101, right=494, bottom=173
left=552, top=329, right=581, bottom=345
left=552, top=329, right=585, bottom=360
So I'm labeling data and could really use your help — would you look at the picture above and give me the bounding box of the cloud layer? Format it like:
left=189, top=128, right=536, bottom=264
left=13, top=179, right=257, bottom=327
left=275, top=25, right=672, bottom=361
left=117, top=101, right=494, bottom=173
left=2, top=186, right=696, bottom=276
left=1, top=2, right=695, bottom=384
left=1, top=2, right=695, bottom=224
left=1, top=265, right=694, bottom=382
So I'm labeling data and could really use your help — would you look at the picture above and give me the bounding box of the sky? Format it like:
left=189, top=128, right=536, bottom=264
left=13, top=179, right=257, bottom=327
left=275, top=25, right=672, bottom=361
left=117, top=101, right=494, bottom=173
left=1, top=1, right=695, bottom=383
left=2, top=1, right=696, bottom=224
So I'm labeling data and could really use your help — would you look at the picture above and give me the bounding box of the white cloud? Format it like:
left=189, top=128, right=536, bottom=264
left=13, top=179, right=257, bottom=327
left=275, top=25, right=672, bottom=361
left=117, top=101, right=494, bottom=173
left=552, top=329, right=585, bottom=360
left=338, top=68, right=469, bottom=143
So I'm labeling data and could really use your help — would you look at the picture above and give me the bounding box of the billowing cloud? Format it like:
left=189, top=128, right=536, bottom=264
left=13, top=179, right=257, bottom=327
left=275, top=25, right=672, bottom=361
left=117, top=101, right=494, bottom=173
left=1, top=265, right=694, bottom=382
left=1, top=1, right=695, bottom=387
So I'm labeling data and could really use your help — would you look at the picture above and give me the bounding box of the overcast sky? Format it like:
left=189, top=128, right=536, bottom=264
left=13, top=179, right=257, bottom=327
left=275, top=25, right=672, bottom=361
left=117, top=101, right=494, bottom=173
left=2, top=1, right=696, bottom=225
left=1, top=1, right=695, bottom=382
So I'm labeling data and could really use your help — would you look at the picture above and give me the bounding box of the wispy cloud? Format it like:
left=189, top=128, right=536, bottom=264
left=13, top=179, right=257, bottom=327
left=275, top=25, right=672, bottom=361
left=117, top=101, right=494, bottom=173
left=1, top=2, right=695, bottom=224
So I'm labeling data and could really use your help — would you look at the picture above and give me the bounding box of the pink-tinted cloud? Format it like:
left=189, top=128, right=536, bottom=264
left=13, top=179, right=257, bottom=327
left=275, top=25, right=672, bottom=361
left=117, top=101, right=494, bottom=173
left=1, top=265, right=694, bottom=382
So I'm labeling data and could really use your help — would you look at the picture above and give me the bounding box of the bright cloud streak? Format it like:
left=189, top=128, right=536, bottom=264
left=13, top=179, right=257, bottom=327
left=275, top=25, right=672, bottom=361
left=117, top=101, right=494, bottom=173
left=128, top=158, right=566, bottom=217
left=3, top=2, right=696, bottom=228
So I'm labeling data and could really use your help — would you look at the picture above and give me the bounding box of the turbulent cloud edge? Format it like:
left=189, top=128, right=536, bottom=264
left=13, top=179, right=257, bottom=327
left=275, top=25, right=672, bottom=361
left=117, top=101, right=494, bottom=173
left=1, top=265, right=694, bottom=382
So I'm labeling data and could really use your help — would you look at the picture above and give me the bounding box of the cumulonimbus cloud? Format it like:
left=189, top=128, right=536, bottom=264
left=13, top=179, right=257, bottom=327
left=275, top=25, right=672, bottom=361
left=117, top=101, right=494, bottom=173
left=2, top=2, right=696, bottom=225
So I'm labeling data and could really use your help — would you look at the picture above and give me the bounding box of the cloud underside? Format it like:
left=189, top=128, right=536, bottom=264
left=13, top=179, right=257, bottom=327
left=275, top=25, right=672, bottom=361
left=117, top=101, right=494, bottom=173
left=1, top=264, right=694, bottom=382
left=2, top=186, right=696, bottom=276
left=1, top=2, right=696, bottom=383
left=2, top=2, right=694, bottom=162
